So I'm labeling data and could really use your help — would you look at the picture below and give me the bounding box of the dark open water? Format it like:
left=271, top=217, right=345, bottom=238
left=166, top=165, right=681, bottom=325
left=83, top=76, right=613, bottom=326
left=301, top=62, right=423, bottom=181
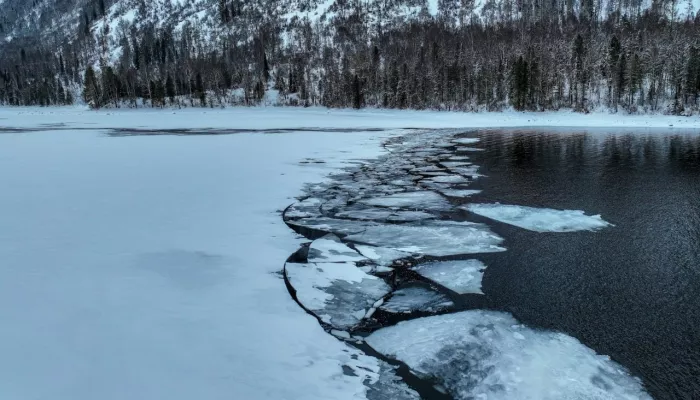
left=461, top=128, right=700, bottom=400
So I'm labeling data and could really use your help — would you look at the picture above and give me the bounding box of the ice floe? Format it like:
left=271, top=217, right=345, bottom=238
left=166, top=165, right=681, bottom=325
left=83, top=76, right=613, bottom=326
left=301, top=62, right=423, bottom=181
left=344, top=220, right=506, bottom=257
left=365, top=361, right=421, bottom=400
left=465, top=203, right=613, bottom=232
left=335, top=208, right=434, bottom=222
left=439, top=161, right=473, bottom=168
left=359, top=191, right=451, bottom=211
left=285, top=261, right=391, bottom=329
left=380, top=287, right=454, bottom=313
left=366, top=311, right=652, bottom=400
left=412, top=260, right=486, bottom=294
left=456, top=146, right=485, bottom=152
left=423, top=175, right=470, bottom=184
left=354, top=245, right=413, bottom=267
left=285, top=197, right=322, bottom=219
left=308, top=234, right=368, bottom=263
left=452, top=137, right=481, bottom=145
left=438, top=189, right=482, bottom=198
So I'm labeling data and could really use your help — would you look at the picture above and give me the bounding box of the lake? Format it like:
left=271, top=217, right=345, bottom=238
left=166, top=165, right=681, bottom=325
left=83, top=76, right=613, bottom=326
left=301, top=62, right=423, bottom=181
left=466, top=128, right=700, bottom=400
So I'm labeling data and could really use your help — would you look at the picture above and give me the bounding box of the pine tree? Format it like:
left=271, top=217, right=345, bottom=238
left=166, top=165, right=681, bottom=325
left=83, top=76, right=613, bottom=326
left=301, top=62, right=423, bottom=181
left=352, top=74, right=361, bottom=109
left=83, top=66, right=100, bottom=108
left=166, top=74, right=175, bottom=104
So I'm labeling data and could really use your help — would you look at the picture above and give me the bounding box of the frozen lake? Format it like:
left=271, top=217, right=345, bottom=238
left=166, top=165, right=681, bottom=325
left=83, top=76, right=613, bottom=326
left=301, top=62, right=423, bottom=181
left=0, top=108, right=698, bottom=400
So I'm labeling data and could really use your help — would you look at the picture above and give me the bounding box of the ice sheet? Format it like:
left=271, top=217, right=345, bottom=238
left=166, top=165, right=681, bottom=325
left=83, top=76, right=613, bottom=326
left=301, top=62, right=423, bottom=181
left=366, top=311, right=652, bottom=400
left=465, top=203, right=613, bottom=232
left=285, top=262, right=391, bottom=329
left=412, top=260, right=486, bottom=294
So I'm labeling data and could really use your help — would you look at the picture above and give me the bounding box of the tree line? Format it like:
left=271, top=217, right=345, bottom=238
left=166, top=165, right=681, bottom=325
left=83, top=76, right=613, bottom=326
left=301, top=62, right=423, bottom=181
left=0, top=0, right=698, bottom=114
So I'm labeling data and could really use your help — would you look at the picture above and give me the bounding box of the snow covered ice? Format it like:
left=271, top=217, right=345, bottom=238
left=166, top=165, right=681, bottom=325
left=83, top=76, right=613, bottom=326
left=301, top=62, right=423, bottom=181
left=380, top=286, right=454, bottom=313
left=465, top=203, right=613, bottom=232
left=366, top=311, right=653, bottom=400
left=412, top=259, right=487, bottom=295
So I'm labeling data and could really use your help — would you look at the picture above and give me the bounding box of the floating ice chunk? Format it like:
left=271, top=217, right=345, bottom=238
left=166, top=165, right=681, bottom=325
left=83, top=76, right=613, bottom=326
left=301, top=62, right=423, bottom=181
left=359, top=191, right=451, bottom=211
left=345, top=220, right=506, bottom=257
left=389, top=179, right=415, bottom=187
left=335, top=208, right=394, bottom=221
left=385, top=211, right=435, bottom=222
left=354, top=245, right=413, bottom=267
left=330, top=329, right=351, bottom=339
left=465, top=203, right=614, bottom=232
left=335, top=208, right=434, bottom=222
left=287, top=217, right=374, bottom=235
left=308, top=234, right=367, bottom=263
left=424, top=175, right=469, bottom=184
left=285, top=197, right=322, bottom=219
left=438, top=189, right=482, bottom=198
left=449, top=166, right=482, bottom=177
left=366, top=311, right=652, bottom=400
left=452, top=137, right=481, bottom=145
left=448, top=156, right=470, bottom=161
left=365, top=361, right=421, bottom=400
left=410, top=166, right=445, bottom=173
left=380, top=287, right=454, bottom=313
left=439, top=161, right=472, bottom=168
left=412, top=260, right=486, bottom=294
left=456, top=146, right=484, bottom=152
left=285, top=262, right=391, bottom=329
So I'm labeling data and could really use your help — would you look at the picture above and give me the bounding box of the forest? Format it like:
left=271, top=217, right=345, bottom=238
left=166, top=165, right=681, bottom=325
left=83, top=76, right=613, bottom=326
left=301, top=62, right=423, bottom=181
left=0, top=0, right=699, bottom=114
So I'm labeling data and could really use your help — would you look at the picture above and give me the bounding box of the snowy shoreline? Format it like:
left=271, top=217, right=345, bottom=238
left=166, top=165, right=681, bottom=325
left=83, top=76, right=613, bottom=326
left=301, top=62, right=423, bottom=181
left=1, top=106, right=699, bottom=131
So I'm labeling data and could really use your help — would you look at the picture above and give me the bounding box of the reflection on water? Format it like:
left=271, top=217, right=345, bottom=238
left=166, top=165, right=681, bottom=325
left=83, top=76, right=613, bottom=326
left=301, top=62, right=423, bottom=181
left=465, top=129, right=700, bottom=400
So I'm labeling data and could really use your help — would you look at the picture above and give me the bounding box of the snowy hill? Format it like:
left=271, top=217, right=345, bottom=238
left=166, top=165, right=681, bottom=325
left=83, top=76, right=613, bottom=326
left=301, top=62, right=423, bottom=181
left=0, top=0, right=698, bottom=114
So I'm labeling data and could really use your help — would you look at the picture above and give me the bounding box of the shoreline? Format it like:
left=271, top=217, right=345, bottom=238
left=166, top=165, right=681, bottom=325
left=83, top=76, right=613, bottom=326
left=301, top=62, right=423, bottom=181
left=1, top=106, right=699, bottom=131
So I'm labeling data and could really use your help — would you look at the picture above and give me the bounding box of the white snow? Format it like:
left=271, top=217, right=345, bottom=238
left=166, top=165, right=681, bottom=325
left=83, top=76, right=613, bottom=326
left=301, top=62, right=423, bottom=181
left=366, top=311, right=653, bottom=400
left=285, top=261, right=391, bottom=329
left=412, top=260, right=487, bottom=294
left=465, top=203, right=614, bottom=232
left=0, top=116, right=401, bottom=400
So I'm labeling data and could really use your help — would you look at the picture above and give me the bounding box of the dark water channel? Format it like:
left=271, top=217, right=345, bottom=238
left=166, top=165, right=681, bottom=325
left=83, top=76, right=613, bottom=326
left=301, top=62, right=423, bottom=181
left=461, top=128, right=700, bottom=400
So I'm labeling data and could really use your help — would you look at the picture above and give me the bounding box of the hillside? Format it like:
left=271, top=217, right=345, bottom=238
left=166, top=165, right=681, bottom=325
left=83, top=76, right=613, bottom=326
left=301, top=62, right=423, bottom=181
left=0, top=0, right=699, bottom=114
